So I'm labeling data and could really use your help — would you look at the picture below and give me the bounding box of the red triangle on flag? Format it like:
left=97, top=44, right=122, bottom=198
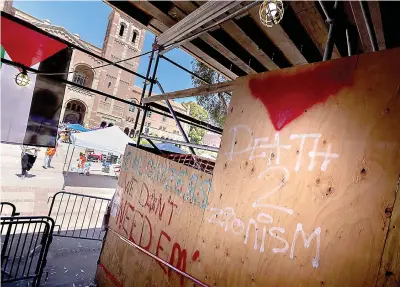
left=1, top=16, right=67, bottom=68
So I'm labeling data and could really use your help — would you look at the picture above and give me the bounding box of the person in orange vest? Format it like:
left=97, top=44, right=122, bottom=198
left=78, top=152, right=87, bottom=169
left=43, top=147, right=56, bottom=169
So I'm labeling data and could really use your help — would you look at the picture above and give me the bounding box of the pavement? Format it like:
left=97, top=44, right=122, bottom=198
left=1, top=142, right=117, bottom=286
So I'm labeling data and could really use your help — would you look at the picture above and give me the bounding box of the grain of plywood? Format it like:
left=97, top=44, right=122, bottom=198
left=98, top=48, right=400, bottom=287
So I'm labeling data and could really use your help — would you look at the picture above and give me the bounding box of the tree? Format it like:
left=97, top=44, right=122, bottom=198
left=183, top=101, right=208, bottom=144
left=191, top=60, right=230, bottom=127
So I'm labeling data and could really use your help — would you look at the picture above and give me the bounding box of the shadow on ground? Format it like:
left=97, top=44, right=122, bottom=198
left=2, top=230, right=102, bottom=287
left=63, top=172, right=117, bottom=189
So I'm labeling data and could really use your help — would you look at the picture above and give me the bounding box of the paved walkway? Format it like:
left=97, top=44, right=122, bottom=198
left=1, top=142, right=118, bottom=286
left=1, top=143, right=116, bottom=215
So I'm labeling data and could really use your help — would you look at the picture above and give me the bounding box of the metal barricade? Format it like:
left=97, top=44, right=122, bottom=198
left=48, top=191, right=111, bottom=241
left=0, top=202, right=19, bottom=217
left=1, top=216, right=54, bottom=286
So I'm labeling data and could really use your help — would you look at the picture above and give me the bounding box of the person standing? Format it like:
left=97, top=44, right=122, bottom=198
left=43, top=147, right=56, bottom=169
left=20, top=146, right=40, bottom=178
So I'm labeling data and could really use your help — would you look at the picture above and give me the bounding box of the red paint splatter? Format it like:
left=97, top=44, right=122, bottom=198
left=98, top=263, right=122, bottom=287
left=192, top=250, right=200, bottom=261
left=248, top=57, right=358, bottom=131
left=1, top=17, right=67, bottom=67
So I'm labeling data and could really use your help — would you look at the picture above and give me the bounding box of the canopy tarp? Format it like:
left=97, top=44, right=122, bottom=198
left=71, top=126, right=135, bottom=154
left=143, top=142, right=187, bottom=154
left=155, top=143, right=186, bottom=154
left=67, top=123, right=88, bottom=132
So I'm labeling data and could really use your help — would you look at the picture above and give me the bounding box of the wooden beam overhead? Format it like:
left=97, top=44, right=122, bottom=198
left=199, top=33, right=257, bottom=74
left=131, top=1, right=255, bottom=77
left=368, top=1, right=386, bottom=50
left=290, top=1, right=341, bottom=59
left=248, top=5, right=308, bottom=66
left=220, top=20, right=279, bottom=71
left=127, top=1, right=237, bottom=80
left=172, top=1, right=197, bottom=14
left=157, top=1, right=255, bottom=75
left=143, top=80, right=236, bottom=104
left=132, top=1, right=176, bottom=27
left=157, top=1, right=240, bottom=47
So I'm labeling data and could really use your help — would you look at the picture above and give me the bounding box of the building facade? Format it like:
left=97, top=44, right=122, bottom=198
left=2, top=2, right=189, bottom=141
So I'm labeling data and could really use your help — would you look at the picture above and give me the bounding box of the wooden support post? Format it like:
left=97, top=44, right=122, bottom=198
left=142, top=80, right=236, bottom=104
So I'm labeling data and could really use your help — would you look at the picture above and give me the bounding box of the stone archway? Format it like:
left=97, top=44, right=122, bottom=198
left=63, top=99, right=87, bottom=124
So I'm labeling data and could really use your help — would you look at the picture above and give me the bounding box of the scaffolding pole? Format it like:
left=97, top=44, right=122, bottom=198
left=156, top=81, right=196, bottom=155
left=137, top=54, right=160, bottom=147
left=133, top=49, right=155, bottom=134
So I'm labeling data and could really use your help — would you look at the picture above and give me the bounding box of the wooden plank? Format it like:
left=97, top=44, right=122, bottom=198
left=368, top=1, right=386, bottom=51
left=183, top=42, right=238, bottom=80
left=98, top=47, right=400, bottom=287
left=220, top=20, right=280, bottom=71
left=129, top=1, right=247, bottom=78
left=248, top=5, right=308, bottom=66
left=377, top=174, right=400, bottom=286
left=138, top=8, right=238, bottom=80
left=350, top=1, right=374, bottom=53
left=163, top=0, right=256, bottom=75
left=99, top=146, right=213, bottom=286
left=131, top=0, right=176, bottom=27
left=376, top=85, right=400, bottom=286
left=199, top=33, right=256, bottom=75
left=291, top=1, right=341, bottom=59
left=143, top=80, right=236, bottom=104
left=158, top=1, right=240, bottom=47
left=172, top=1, right=197, bottom=14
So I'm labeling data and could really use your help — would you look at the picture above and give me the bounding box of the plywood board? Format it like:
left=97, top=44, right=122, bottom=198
left=98, top=47, right=400, bottom=286
left=98, top=146, right=212, bottom=286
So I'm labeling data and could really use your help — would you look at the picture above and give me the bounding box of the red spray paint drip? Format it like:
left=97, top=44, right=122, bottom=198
left=248, top=57, right=358, bottom=131
left=1, top=16, right=67, bottom=68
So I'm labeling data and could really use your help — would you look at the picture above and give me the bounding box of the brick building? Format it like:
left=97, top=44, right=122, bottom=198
left=2, top=1, right=190, bottom=141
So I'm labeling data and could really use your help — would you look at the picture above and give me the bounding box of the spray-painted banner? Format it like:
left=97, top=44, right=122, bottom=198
left=98, top=48, right=400, bottom=286
left=101, top=146, right=211, bottom=286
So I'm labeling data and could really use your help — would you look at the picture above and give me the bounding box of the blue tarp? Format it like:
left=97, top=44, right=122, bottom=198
left=156, top=143, right=186, bottom=154
left=67, top=123, right=88, bottom=132
left=143, top=142, right=187, bottom=154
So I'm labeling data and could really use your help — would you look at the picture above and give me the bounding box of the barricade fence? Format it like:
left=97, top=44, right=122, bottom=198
left=1, top=216, right=54, bottom=286
left=48, top=191, right=111, bottom=241
left=0, top=202, right=19, bottom=217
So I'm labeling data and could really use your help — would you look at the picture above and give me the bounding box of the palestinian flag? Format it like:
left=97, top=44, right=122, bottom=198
left=1, top=14, right=72, bottom=147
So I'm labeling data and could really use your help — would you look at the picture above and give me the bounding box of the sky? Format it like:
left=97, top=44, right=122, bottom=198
left=13, top=0, right=195, bottom=102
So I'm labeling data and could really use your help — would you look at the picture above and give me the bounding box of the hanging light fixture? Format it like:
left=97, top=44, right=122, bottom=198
left=15, top=70, right=30, bottom=87
left=259, top=0, right=284, bottom=28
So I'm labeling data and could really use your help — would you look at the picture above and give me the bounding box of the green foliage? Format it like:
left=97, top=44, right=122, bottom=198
left=191, top=60, right=230, bottom=128
left=183, top=101, right=208, bottom=144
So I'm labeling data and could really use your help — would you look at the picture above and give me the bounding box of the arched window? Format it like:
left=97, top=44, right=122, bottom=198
left=124, top=128, right=129, bottom=135
left=119, top=23, right=126, bottom=36
left=77, top=105, right=81, bottom=112
left=100, top=121, right=107, bottom=128
left=132, top=31, right=138, bottom=43
left=72, top=64, right=94, bottom=88
left=107, top=123, right=114, bottom=127
left=129, top=99, right=137, bottom=112
left=66, top=103, right=71, bottom=109
left=72, top=103, right=76, bottom=111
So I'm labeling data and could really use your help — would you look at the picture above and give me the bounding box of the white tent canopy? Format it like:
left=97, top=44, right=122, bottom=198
left=71, top=126, right=135, bottom=154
